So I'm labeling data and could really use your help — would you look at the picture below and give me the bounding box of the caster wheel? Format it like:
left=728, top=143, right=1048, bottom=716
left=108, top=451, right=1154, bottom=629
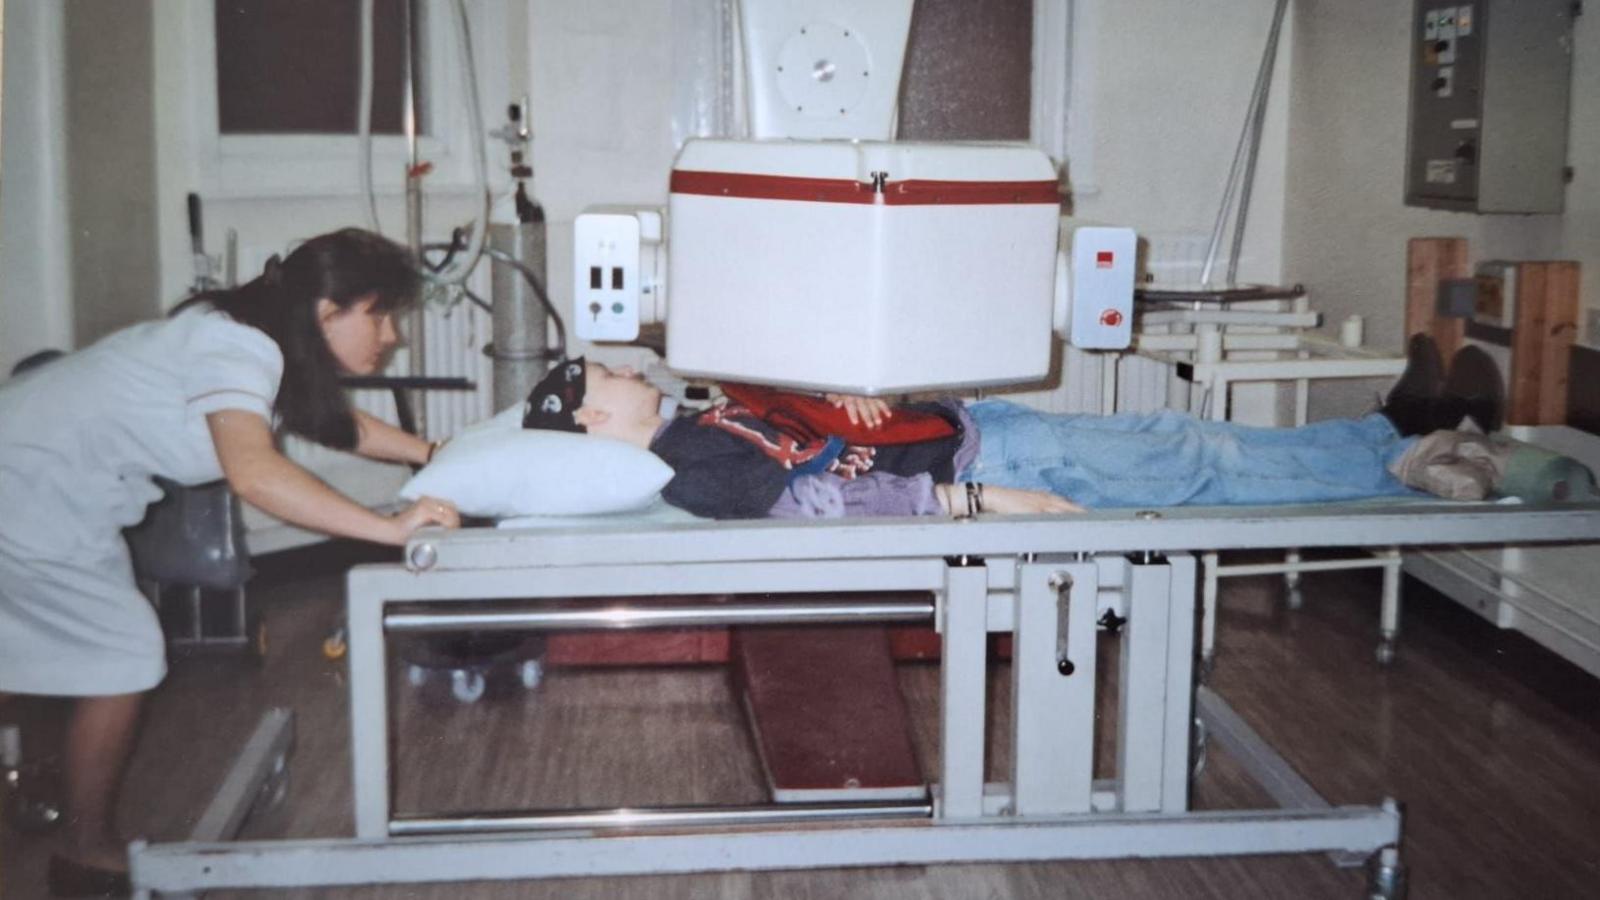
left=518, top=659, right=545, bottom=691
left=1376, top=642, right=1397, bottom=667
left=451, top=669, right=487, bottom=703
left=406, top=664, right=429, bottom=687
left=1367, top=847, right=1407, bottom=899
left=4, top=766, right=64, bottom=833
left=323, top=629, right=347, bottom=661
left=1284, top=587, right=1304, bottom=611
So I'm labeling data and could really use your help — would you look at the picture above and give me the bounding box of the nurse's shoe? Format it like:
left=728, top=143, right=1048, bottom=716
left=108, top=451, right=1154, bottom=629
left=1379, top=334, right=1445, bottom=436
left=47, top=854, right=131, bottom=898
left=1438, top=345, right=1505, bottom=433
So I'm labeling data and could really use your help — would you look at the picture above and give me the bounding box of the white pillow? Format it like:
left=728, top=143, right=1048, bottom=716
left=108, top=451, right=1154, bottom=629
left=400, top=414, right=674, bottom=517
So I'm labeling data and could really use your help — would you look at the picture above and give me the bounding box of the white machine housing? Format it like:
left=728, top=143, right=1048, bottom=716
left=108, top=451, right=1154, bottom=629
left=573, top=207, right=666, bottom=342
left=740, top=0, right=914, bottom=140
left=1055, top=220, right=1137, bottom=350
left=665, top=139, right=1063, bottom=393
left=570, top=0, right=1135, bottom=393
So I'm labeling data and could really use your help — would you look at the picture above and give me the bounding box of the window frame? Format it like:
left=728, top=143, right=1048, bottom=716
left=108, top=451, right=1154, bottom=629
left=185, top=0, right=507, bottom=199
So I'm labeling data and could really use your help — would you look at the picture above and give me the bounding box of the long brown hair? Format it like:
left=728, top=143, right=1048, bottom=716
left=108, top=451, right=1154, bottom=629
left=178, top=228, right=420, bottom=449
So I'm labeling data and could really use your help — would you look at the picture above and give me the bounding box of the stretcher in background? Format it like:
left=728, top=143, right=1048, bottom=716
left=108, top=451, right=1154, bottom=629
left=1395, top=240, right=1598, bottom=678
left=1124, top=281, right=1413, bottom=670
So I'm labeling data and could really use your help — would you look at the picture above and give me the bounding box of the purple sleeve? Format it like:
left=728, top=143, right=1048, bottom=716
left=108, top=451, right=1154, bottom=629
left=769, top=472, right=943, bottom=518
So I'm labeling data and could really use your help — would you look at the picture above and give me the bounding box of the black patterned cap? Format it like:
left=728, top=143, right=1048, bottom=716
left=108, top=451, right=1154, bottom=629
left=523, top=357, right=587, bottom=432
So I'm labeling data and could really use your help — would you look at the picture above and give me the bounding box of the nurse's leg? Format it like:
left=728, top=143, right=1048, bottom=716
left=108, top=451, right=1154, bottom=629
left=60, top=690, right=144, bottom=871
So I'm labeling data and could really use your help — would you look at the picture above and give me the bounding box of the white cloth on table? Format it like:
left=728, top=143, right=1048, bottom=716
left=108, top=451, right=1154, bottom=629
left=495, top=498, right=705, bottom=530
left=0, top=307, right=282, bottom=696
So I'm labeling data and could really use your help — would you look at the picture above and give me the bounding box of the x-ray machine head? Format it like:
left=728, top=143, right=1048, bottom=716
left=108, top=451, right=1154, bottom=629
left=573, top=0, right=1134, bottom=394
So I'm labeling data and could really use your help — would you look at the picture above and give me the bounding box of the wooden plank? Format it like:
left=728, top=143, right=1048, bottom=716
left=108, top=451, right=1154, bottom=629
left=1509, top=265, right=1546, bottom=424
left=546, top=630, right=731, bottom=667
left=733, top=624, right=924, bottom=801
left=1509, top=261, right=1581, bottom=426
left=1535, top=262, right=1581, bottom=424
left=1405, top=237, right=1469, bottom=358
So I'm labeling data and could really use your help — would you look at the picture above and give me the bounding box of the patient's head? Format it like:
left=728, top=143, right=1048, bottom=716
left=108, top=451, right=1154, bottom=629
left=524, top=357, right=663, bottom=444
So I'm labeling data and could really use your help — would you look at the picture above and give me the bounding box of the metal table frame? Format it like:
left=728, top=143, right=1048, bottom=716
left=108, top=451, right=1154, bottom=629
left=129, top=502, right=1600, bottom=897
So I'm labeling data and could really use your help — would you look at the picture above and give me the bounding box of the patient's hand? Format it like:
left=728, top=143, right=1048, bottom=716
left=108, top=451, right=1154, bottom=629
left=981, top=485, right=1084, bottom=515
left=824, top=393, right=893, bottom=429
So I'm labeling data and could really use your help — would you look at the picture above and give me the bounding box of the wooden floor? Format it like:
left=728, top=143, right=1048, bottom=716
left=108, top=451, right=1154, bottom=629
left=4, top=544, right=1600, bottom=898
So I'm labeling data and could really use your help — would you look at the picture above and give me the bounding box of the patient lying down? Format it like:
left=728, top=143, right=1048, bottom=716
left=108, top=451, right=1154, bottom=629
left=518, top=341, right=1535, bottom=521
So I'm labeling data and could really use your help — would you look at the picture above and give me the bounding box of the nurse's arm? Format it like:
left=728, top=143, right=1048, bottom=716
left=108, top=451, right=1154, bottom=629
left=352, top=409, right=432, bottom=466
left=206, top=410, right=453, bottom=546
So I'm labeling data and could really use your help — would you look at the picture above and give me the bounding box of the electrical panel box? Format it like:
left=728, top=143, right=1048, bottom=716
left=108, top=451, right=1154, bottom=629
left=1404, top=1, right=1577, bottom=213
left=573, top=208, right=664, bottom=342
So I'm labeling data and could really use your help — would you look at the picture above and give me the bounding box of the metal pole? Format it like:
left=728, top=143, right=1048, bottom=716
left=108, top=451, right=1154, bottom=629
left=384, top=599, right=936, bottom=634
left=1199, top=0, right=1291, bottom=288
left=390, top=801, right=934, bottom=836
left=402, top=0, right=428, bottom=437
left=1225, top=0, right=1290, bottom=288
left=488, top=221, right=548, bottom=411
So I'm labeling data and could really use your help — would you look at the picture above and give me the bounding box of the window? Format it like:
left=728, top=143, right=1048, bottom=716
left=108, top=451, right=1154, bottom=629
left=181, top=0, right=507, bottom=198
left=214, top=0, right=417, bottom=136
left=897, top=0, right=1033, bottom=141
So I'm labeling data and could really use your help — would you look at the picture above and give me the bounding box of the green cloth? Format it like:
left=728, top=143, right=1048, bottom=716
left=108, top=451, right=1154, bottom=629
left=1499, top=442, right=1598, bottom=503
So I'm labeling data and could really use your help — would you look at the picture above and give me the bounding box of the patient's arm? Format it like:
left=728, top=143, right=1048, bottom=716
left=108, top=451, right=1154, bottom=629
left=774, top=472, right=942, bottom=518
left=936, top=483, right=1084, bottom=516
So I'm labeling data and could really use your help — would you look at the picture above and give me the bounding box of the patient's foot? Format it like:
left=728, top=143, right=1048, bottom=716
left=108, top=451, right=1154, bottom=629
left=1386, top=431, right=1496, bottom=500
left=1380, top=334, right=1445, bottom=436
left=1438, top=345, right=1505, bottom=433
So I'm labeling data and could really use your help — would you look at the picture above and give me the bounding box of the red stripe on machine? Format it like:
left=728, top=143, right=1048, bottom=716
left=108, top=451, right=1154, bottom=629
left=884, top=179, right=1061, bottom=206
left=671, top=170, right=874, bottom=204
left=671, top=170, right=1061, bottom=206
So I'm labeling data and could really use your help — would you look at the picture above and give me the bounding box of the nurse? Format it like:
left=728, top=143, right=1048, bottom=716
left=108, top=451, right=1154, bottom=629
left=0, top=227, right=460, bottom=896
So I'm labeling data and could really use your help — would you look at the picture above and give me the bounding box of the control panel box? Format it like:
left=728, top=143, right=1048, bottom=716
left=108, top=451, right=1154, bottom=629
left=1404, top=0, right=1576, bottom=213
left=573, top=208, right=665, bottom=342
left=1056, top=222, right=1136, bottom=350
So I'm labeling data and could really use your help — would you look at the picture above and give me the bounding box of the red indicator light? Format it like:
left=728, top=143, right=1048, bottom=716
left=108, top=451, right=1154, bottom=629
left=1096, top=251, right=1114, bottom=268
left=1099, top=309, right=1124, bottom=327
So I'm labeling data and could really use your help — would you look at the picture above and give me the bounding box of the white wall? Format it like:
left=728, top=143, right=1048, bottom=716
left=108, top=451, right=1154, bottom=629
left=0, top=0, right=72, bottom=375
left=1073, top=0, right=1293, bottom=290
left=525, top=0, right=679, bottom=348
left=1284, top=0, right=1598, bottom=418
left=65, top=0, right=161, bottom=340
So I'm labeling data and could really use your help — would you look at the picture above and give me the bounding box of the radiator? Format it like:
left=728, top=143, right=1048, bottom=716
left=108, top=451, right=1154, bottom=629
left=414, top=286, right=497, bottom=440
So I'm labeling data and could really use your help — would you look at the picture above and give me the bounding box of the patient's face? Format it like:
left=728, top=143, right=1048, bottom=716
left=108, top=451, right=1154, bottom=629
left=584, top=362, right=661, bottom=425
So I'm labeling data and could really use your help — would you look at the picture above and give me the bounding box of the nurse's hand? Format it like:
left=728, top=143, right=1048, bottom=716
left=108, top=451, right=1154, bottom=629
left=979, top=485, right=1084, bottom=515
left=824, top=393, right=893, bottom=429
left=390, top=495, right=460, bottom=542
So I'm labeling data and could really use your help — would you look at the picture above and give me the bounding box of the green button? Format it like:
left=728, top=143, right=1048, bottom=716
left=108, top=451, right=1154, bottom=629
left=612, top=303, right=625, bottom=314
